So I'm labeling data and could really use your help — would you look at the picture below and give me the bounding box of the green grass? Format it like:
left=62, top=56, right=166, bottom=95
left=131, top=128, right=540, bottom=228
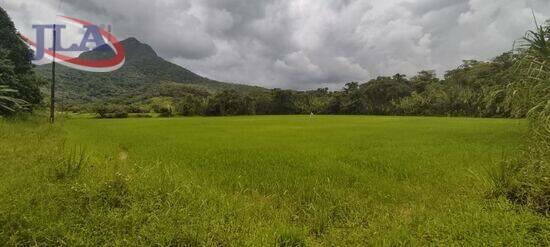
left=1, top=116, right=548, bottom=246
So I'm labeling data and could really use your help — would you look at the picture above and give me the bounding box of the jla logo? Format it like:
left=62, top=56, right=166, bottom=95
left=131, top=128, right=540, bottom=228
left=21, top=16, right=125, bottom=72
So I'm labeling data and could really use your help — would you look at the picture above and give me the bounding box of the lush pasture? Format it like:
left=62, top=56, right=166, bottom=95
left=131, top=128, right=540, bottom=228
left=1, top=116, right=548, bottom=246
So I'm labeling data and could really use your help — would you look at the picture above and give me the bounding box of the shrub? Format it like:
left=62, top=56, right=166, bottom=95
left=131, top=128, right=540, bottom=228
left=127, top=104, right=148, bottom=113
left=490, top=137, right=549, bottom=214
left=93, top=105, right=129, bottom=119
left=112, top=111, right=129, bottom=118
left=93, top=105, right=110, bottom=118
left=158, top=107, right=173, bottom=118
left=133, top=113, right=153, bottom=118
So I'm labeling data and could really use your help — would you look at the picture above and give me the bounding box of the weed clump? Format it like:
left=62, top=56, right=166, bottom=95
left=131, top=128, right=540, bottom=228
left=309, top=217, right=329, bottom=238
left=275, top=231, right=306, bottom=247
left=490, top=105, right=550, bottom=215
left=167, top=233, right=201, bottom=247
left=490, top=141, right=549, bottom=215
left=97, top=174, right=131, bottom=209
left=51, top=148, right=87, bottom=181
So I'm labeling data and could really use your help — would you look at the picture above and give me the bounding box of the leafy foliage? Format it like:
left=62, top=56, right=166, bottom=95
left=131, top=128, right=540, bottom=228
left=0, top=7, right=42, bottom=115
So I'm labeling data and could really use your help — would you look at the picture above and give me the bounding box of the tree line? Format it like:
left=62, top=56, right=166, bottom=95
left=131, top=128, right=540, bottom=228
left=89, top=52, right=529, bottom=119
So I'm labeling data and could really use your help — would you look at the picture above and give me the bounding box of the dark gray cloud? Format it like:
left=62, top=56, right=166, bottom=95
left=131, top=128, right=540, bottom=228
left=2, top=0, right=550, bottom=89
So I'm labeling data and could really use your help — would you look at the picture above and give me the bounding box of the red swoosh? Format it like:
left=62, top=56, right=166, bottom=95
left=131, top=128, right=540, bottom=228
left=21, top=16, right=125, bottom=69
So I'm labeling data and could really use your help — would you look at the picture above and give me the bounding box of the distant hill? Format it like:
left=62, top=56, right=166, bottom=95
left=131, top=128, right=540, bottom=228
left=34, top=37, right=266, bottom=109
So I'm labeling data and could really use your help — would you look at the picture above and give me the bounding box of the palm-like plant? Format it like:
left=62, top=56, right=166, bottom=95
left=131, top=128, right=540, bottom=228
left=523, top=24, right=550, bottom=59
left=520, top=20, right=550, bottom=125
left=506, top=17, right=550, bottom=117
left=0, top=85, right=27, bottom=113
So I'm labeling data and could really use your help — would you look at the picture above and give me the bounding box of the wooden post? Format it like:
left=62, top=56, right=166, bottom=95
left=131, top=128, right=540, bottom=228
left=50, top=24, right=56, bottom=123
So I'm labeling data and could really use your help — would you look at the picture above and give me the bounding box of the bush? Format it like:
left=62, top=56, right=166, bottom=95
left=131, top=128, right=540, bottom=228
left=133, top=113, right=153, bottom=118
left=98, top=111, right=129, bottom=119
left=158, top=107, right=173, bottom=118
left=127, top=104, right=148, bottom=114
left=490, top=161, right=547, bottom=213
left=490, top=92, right=549, bottom=215
left=500, top=106, right=549, bottom=214
left=112, top=111, right=129, bottom=118
left=490, top=142, right=549, bottom=215
left=93, top=105, right=129, bottom=119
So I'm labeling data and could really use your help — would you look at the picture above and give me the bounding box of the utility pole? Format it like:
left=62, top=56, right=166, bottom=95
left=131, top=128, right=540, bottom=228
left=50, top=24, right=56, bottom=123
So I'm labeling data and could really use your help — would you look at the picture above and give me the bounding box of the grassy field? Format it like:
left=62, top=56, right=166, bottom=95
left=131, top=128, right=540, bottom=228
left=1, top=116, right=548, bottom=246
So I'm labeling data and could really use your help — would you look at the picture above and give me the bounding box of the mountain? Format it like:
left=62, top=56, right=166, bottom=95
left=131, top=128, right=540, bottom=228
left=34, top=37, right=266, bottom=109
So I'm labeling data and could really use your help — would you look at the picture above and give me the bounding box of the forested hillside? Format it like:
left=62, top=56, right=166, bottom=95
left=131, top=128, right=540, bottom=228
left=33, top=37, right=267, bottom=112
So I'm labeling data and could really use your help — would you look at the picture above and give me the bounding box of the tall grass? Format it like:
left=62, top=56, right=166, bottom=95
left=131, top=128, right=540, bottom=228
left=491, top=20, right=550, bottom=215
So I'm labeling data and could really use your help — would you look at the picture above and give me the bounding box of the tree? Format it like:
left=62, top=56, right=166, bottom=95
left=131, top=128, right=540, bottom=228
left=341, top=82, right=363, bottom=114
left=361, top=76, right=413, bottom=115
left=0, top=7, right=34, bottom=75
left=175, top=95, right=206, bottom=116
left=0, top=7, right=43, bottom=115
left=409, top=70, right=438, bottom=93
left=396, top=83, right=449, bottom=116
left=271, top=89, right=299, bottom=114
left=301, top=88, right=331, bottom=114
left=206, top=90, right=249, bottom=116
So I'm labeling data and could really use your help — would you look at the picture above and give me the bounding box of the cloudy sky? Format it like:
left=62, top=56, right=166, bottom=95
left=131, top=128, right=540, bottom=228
left=2, top=0, right=550, bottom=89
